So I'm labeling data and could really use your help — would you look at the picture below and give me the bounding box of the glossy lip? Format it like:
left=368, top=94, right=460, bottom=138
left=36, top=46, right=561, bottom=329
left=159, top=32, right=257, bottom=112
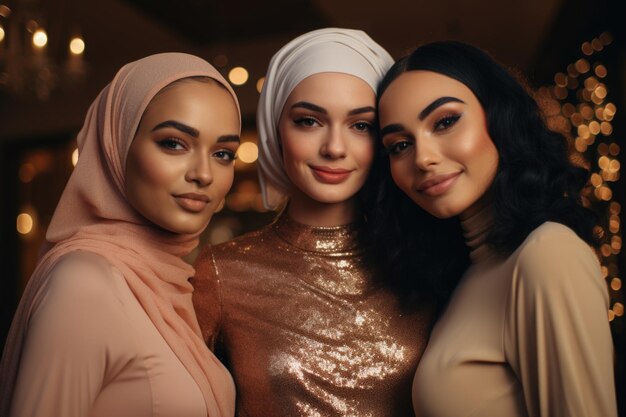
left=173, top=192, right=210, bottom=213
left=416, top=171, right=461, bottom=196
left=309, top=165, right=354, bottom=184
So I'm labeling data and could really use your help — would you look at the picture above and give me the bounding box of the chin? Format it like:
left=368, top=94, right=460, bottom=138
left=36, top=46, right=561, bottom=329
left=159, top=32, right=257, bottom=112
left=424, top=205, right=464, bottom=219
left=307, top=188, right=360, bottom=205
left=158, top=217, right=211, bottom=235
left=413, top=199, right=459, bottom=219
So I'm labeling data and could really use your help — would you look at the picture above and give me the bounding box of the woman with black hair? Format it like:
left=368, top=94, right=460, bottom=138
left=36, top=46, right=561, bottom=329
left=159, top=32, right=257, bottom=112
left=371, top=41, right=617, bottom=417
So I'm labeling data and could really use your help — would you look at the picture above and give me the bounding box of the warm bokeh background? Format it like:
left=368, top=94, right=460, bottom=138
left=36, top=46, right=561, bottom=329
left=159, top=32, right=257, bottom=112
left=1, top=0, right=623, bottom=411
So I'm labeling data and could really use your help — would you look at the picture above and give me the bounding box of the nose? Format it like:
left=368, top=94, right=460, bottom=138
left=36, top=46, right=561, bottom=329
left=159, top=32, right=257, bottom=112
left=320, top=126, right=347, bottom=159
left=414, top=137, right=441, bottom=171
left=185, top=153, right=213, bottom=187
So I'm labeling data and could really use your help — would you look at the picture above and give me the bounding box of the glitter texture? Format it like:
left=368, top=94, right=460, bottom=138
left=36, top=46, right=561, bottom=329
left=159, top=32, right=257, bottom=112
left=193, top=213, right=433, bottom=416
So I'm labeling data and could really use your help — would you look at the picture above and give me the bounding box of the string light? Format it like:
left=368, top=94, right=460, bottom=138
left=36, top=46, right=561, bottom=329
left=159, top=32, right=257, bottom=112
left=213, top=54, right=228, bottom=68
left=237, top=142, right=259, bottom=164
left=69, top=37, right=85, bottom=55
left=32, top=29, right=47, bottom=48
left=18, top=163, right=36, bottom=183
left=228, top=67, right=248, bottom=86
left=71, top=148, right=79, bottom=166
left=256, top=77, right=265, bottom=93
left=545, top=31, right=622, bottom=323
left=16, top=213, right=33, bottom=234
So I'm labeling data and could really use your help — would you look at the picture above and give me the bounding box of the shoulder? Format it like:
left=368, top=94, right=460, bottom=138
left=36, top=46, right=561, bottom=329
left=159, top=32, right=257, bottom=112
left=512, top=222, right=602, bottom=292
left=42, top=251, right=124, bottom=313
left=196, top=223, right=275, bottom=267
left=516, top=222, right=595, bottom=264
left=28, top=251, right=132, bottom=350
left=213, top=224, right=275, bottom=256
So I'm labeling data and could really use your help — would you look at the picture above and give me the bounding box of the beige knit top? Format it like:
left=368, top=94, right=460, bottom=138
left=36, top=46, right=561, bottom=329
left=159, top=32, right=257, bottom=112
left=413, top=208, right=617, bottom=417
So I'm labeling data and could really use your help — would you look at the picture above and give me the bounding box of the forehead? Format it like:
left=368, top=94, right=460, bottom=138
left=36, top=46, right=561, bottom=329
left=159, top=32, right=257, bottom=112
left=142, top=80, right=235, bottom=121
left=380, top=70, right=477, bottom=114
left=285, top=72, right=375, bottom=104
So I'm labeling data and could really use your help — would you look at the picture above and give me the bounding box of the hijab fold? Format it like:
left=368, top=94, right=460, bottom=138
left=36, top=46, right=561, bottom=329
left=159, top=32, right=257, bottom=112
left=256, top=27, right=394, bottom=209
left=0, top=52, right=240, bottom=417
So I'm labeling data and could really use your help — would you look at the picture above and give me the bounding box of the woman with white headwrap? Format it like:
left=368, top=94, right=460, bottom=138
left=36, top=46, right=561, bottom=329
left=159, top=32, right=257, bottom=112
left=193, top=28, right=433, bottom=416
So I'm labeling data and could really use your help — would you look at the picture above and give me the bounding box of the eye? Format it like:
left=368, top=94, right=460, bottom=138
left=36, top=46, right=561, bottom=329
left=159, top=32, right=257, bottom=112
left=294, top=116, right=321, bottom=128
left=352, top=121, right=374, bottom=133
left=433, top=114, right=461, bottom=132
left=385, top=140, right=412, bottom=156
left=213, top=150, right=237, bottom=162
left=158, top=138, right=186, bottom=151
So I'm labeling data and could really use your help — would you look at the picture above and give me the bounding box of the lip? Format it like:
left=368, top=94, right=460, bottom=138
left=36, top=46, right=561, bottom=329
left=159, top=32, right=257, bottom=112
left=417, top=172, right=461, bottom=196
left=173, top=193, right=210, bottom=213
left=309, top=165, right=354, bottom=184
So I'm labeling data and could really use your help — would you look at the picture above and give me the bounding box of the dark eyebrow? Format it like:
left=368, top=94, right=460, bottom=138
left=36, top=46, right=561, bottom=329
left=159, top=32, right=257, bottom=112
left=380, top=123, right=406, bottom=138
left=291, top=101, right=327, bottom=114
left=418, top=96, right=465, bottom=121
left=217, top=135, right=240, bottom=143
left=348, top=106, right=376, bottom=116
left=152, top=120, right=199, bottom=138
left=153, top=121, right=239, bottom=143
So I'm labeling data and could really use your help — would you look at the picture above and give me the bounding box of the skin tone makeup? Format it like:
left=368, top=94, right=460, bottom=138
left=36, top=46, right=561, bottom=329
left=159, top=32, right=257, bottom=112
left=278, top=72, right=376, bottom=226
left=379, top=70, right=499, bottom=220
left=126, top=79, right=240, bottom=234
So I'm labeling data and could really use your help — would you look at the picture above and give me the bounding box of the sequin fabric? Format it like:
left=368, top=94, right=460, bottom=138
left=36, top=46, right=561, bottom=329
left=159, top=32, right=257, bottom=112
left=193, top=214, right=433, bottom=417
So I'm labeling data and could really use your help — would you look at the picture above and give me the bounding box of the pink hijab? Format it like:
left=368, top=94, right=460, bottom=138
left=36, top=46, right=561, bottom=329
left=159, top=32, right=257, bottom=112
left=0, top=53, right=240, bottom=417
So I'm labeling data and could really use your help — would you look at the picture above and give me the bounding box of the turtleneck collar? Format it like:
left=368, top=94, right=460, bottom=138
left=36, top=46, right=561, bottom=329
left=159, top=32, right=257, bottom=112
left=272, top=212, right=362, bottom=254
left=460, top=202, right=495, bottom=264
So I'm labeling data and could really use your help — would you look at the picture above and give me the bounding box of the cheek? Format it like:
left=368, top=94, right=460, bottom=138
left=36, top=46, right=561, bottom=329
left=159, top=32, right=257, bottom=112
left=457, top=133, right=487, bottom=157
left=389, top=158, right=413, bottom=194
left=458, top=132, right=499, bottom=180
left=280, top=132, right=316, bottom=172
left=125, top=148, right=186, bottom=212
left=213, top=165, right=235, bottom=197
left=133, top=155, right=180, bottom=191
left=350, top=139, right=374, bottom=169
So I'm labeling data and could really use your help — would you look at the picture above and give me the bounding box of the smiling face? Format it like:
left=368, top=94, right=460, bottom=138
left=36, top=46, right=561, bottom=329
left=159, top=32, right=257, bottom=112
left=378, top=70, right=499, bottom=219
left=277, top=72, right=376, bottom=206
left=125, top=78, right=240, bottom=234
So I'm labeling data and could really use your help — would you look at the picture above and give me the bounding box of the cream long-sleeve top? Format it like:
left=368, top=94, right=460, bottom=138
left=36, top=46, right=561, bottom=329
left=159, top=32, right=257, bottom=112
left=413, top=209, right=617, bottom=417
left=9, top=251, right=207, bottom=417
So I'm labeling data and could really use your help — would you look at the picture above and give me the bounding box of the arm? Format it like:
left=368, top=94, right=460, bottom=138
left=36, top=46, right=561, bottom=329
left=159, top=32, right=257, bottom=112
left=192, top=244, right=223, bottom=351
left=505, top=225, right=617, bottom=417
left=10, top=255, right=126, bottom=417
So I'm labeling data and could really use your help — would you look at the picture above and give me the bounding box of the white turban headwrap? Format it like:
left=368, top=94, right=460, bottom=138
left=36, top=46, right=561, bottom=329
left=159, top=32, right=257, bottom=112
left=256, top=27, right=394, bottom=210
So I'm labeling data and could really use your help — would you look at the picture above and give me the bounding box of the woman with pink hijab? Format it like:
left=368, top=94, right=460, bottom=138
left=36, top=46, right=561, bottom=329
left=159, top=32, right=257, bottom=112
left=0, top=53, right=241, bottom=417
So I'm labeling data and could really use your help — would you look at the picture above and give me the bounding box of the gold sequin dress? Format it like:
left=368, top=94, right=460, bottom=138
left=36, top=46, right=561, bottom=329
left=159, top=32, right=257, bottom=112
left=193, top=213, right=432, bottom=417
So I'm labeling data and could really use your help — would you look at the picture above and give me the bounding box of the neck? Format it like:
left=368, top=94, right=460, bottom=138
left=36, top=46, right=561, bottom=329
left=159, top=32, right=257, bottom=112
left=286, top=191, right=358, bottom=227
left=459, top=194, right=495, bottom=264
left=459, top=190, right=493, bottom=222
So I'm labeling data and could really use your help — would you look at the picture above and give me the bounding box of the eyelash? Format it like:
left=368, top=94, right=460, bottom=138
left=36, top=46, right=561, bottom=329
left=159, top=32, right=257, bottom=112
left=158, top=137, right=187, bottom=151
left=214, top=150, right=237, bottom=162
left=294, top=116, right=320, bottom=127
left=383, top=112, right=462, bottom=156
left=385, top=140, right=412, bottom=156
left=294, top=117, right=374, bottom=133
left=433, top=114, right=461, bottom=131
left=158, top=138, right=237, bottom=162
left=352, top=120, right=374, bottom=133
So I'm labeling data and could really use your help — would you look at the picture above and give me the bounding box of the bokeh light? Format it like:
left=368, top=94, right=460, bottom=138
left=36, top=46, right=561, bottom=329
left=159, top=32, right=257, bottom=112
left=228, top=67, right=249, bottom=86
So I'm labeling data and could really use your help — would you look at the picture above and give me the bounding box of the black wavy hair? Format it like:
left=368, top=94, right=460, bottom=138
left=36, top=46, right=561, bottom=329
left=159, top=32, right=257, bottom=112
left=364, top=41, right=599, bottom=308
